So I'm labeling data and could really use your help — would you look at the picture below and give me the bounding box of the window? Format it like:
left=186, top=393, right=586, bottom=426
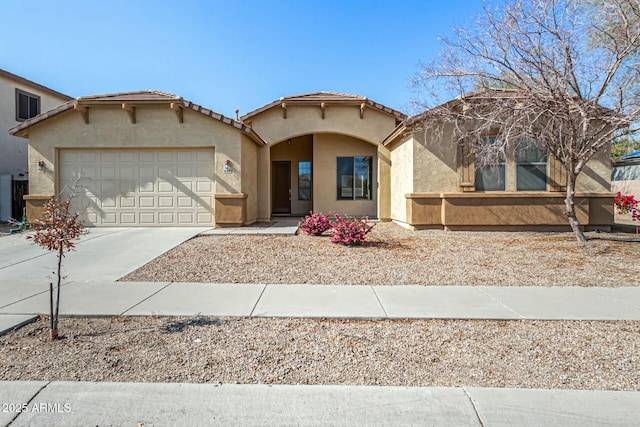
left=337, top=156, right=372, bottom=200
left=298, top=161, right=311, bottom=200
left=516, top=140, right=547, bottom=191
left=15, top=89, right=40, bottom=121
left=475, top=137, right=506, bottom=191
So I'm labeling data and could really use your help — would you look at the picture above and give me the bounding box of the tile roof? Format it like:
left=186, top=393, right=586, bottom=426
left=240, top=91, right=407, bottom=121
left=76, top=90, right=181, bottom=102
left=10, top=90, right=266, bottom=145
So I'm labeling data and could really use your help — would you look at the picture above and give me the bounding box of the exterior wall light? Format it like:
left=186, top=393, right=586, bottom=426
left=36, top=160, right=45, bottom=171
left=223, top=160, right=233, bottom=174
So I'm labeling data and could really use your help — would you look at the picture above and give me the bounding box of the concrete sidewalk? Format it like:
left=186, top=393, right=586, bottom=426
left=1, top=381, right=638, bottom=427
left=2, top=282, right=640, bottom=322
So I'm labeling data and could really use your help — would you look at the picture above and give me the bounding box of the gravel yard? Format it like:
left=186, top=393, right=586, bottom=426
left=1, top=316, right=638, bottom=390
left=122, top=223, right=640, bottom=286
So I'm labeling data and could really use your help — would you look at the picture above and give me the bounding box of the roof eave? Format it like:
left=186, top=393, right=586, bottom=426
left=241, top=96, right=407, bottom=122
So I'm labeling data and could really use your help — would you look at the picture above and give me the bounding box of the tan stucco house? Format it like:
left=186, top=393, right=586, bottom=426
left=0, top=69, right=72, bottom=221
left=9, top=90, right=613, bottom=230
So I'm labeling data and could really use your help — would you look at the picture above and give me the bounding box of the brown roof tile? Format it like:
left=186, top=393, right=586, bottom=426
left=10, top=90, right=266, bottom=146
left=240, top=91, right=407, bottom=121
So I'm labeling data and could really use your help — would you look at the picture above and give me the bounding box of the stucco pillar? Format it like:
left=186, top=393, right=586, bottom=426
left=378, top=145, right=391, bottom=220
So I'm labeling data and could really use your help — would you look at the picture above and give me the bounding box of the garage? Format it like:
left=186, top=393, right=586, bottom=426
left=59, top=148, right=215, bottom=226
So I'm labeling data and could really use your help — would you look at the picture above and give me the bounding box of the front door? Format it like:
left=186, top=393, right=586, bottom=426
left=272, top=161, right=291, bottom=214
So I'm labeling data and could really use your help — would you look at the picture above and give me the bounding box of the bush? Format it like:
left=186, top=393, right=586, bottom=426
left=299, top=211, right=332, bottom=235
left=614, top=192, right=639, bottom=221
left=329, top=214, right=375, bottom=246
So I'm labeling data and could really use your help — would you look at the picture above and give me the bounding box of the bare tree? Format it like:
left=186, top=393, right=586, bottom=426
left=412, top=0, right=640, bottom=242
left=27, top=177, right=85, bottom=340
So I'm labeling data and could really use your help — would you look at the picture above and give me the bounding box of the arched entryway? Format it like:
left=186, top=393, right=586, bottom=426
left=269, top=133, right=378, bottom=218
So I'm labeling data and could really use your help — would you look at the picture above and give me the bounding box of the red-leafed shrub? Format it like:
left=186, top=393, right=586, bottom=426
left=299, top=211, right=332, bottom=235
left=614, top=192, right=639, bottom=221
left=329, top=214, right=375, bottom=246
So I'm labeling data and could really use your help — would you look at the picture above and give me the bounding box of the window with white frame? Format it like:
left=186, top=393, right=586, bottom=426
left=337, top=156, right=372, bottom=200
left=474, top=137, right=506, bottom=191
left=515, top=140, right=548, bottom=191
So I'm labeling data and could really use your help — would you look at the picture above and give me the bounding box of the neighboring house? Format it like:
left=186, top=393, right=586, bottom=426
left=9, top=90, right=613, bottom=230
left=0, top=69, right=72, bottom=221
left=612, top=151, right=640, bottom=198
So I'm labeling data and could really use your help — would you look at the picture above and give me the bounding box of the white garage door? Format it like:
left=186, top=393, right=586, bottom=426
left=59, top=148, right=214, bottom=226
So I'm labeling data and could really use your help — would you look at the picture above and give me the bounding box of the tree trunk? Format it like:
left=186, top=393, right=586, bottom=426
left=565, top=174, right=587, bottom=243
left=52, top=245, right=63, bottom=340
left=49, top=282, right=56, bottom=341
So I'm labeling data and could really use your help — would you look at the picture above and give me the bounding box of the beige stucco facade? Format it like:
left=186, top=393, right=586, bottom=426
left=388, top=127, right=614, bottom=231
left=244, top=96, right=402, bottom=221
left=11, top=90, right=615, bottom=230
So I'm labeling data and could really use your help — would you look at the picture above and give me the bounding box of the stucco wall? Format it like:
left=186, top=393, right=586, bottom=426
left=270, top=135, right=313, bottom=215
left=241, top=134, right=259, bottom=223
left=0, top=75, right=69, bottom=180
left=25, top=106, right=244, bottom=197
left=405, top=127, right=612, bottom=194
left=411, top=127, right=458, bottom=193
left=247, top=105, right=398, bottom=147
left=313, top=134, right=377, bottom=217
left=389, top=136, right=414, bottom=222
left=576, top=147, right=611, bottom=192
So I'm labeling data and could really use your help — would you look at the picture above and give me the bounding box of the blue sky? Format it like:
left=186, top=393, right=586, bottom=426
left=1, top=1, right=489, bottom=117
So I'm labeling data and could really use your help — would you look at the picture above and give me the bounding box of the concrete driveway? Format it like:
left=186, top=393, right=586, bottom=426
left=0, top=227, right=210, bottom=309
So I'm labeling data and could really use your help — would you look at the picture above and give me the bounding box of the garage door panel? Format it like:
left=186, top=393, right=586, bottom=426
left=100, top=152, right=117, bottom=162
left=81, top=152, right=97, bottom=162
left=139, top=182, right=155, bottom=192
left=60, top=148, right=214, bottom=227
left=119, top=167, right=136, bottom=179
left=139, top=196, right=155, bottom=207
left=158, top=181, right=174, bottom=192
left=121, top=197, right=135, bottom=208
left=178, top=212, right=194, bottom=223
left=138, top=167, right=155, bottom=178
left=103, top=213, right=117, bottom=224
left=100, top=182, right=117, bottom=193
left=139, top=213, right=155, bottom=224
left=138, top=152, right=155, bottom=162
left=120, top=181, right=135, bottom=193
left=120, top=213, right=136, bottom=224
left=178, top=196, right=193, bottom=207
left=158, top=197, right=174, bottom=208
left=196, top=181, right=212, bottom=193
left=158, top=212, right=174, bottom=223
left=119, top=151, right=136, bottom=162
left=81, top=167, right=98, bottom=178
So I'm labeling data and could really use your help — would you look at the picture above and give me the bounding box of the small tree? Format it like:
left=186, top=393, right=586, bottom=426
left=27, top=180, right=85, bottom=340
left=412, top=0, right=640, bottom=242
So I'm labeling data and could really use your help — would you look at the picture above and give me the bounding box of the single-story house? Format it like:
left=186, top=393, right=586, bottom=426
left=9, top=90, right=613, bottom=230
left=612, top=151, right=640, bottom=199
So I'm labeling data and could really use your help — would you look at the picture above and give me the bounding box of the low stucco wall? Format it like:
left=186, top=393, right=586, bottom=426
left=214, top=193, right=247, bottom=226
left=405, top=192, right=614, bottom=230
